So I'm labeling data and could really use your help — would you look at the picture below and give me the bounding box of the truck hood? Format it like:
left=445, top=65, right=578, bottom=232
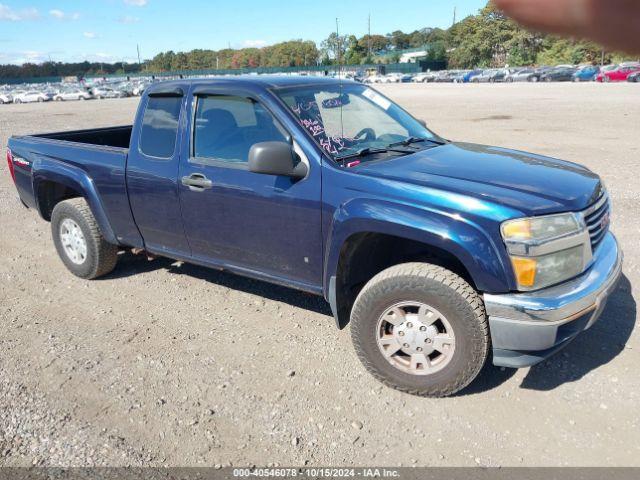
left=356, top=142, right=602, bottom=216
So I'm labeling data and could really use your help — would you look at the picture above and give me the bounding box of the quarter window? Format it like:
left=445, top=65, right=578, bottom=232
left=139, top=96, right=182, bottom=159
left=193, top=95, right=288, bottom=164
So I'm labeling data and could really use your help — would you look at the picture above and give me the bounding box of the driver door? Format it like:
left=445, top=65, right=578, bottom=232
left=178, top=90, right=323, bottom=291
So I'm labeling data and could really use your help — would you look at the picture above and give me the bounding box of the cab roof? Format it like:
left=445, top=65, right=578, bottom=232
left=146, top=75, right=354, bottom=96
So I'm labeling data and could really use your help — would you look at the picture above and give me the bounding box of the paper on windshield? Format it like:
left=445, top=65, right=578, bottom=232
left=362, top=89, right=392, bottom=110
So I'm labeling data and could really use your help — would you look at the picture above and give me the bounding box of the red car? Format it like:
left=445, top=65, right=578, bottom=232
left=596, top=64, right=640, bottom=82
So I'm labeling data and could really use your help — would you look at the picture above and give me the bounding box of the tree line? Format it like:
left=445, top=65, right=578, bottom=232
left=1, top=2, right=635, bottom=80
left=0, top=61, right=143, bottom=80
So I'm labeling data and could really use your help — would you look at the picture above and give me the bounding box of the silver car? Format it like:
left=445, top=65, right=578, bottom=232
left=54, top=88, right=93, bottom=101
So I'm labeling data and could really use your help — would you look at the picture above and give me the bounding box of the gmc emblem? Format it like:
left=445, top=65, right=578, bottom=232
left=601, top=212, right=611, bottom=231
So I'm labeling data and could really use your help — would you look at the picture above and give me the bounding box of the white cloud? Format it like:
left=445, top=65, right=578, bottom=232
left=242, top=40, right=268, bottom=48
left=0, top=50, right=138, bottom=65
left=2, top=50, right=48, bottom=64
left=49, top=9, right=80, bottom=20
left=118, top=15, right=140, bottom=24
left=0, top=4, right=39, bottom=21
left=83, top=32, right=97, bottom=39
left=124, top=0, right=148, bottom=6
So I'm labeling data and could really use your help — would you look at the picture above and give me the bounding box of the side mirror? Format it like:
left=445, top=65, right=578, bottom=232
left=248, top=142, right=308, bottom=180
left=417, top=119, right=427, bottom=128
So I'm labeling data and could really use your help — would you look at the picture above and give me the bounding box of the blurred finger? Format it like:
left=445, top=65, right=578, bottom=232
left=493, top=0, right=640, bottom=54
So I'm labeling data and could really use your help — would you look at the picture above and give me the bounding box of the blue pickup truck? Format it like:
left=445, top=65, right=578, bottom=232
left=6, top=76, right=622, bottom=397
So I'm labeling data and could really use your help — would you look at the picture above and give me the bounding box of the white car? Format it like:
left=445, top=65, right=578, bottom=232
left=54, top=89, right=93, bottom=101
left=13, top=90, right=52, bottom=104
left=91, top=87, right=127, bottom=99
left=363, top=75, right=385, bottom=84
left=382, top=73, right=403, bottom=83
left=412, top=72, right=436, bottom=83
left=0, top=92, right=13, bottom=104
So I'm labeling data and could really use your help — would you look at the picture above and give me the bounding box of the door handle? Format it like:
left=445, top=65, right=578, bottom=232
left=182, top=174, right=213, bottom=191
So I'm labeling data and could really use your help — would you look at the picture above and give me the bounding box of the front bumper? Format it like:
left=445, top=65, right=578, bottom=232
left=484, top=233, right=623, bottom=368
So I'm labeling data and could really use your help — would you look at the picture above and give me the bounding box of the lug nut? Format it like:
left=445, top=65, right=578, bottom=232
left=420, top=326, right=427, bottom=332
left=407, top=322, right=413, bottom=328
left=403, top=343, right=410, bottom=349
left=425, top=339, right=432, bottom=344
left=417, top=347, right=423, bottom=352
left=398, top=331, right=405, bottom=337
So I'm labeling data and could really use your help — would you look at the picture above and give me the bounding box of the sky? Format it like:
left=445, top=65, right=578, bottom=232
left=0, top=0, right=487, bottom=65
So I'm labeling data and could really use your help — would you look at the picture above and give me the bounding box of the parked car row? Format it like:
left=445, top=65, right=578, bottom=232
left=404, top=62, right=640, bottom=84
left=2, top=63, right=638, bottom=107
left=0, top=78, right=157, bottom=105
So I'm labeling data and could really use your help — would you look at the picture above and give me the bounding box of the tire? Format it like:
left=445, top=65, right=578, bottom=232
left=51, top=198, right=119, bottom=280
left=15, top=99, right=22, bottom=104
left=350, top=263, right=489, bottom=398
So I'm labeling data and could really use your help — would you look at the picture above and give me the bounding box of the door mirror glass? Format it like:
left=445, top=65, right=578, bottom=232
left=248, top=142, right=308, bottom=179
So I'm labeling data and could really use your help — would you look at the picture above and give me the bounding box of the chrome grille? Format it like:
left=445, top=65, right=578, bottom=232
left=583, top=194, right=610, bottom=252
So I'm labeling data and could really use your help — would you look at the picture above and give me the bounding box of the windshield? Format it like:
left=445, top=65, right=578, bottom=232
left=275, top=83, right=440, bottom=161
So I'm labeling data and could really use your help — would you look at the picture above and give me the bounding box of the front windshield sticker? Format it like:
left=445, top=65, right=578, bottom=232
left=362, top=89, right=392, bottom=110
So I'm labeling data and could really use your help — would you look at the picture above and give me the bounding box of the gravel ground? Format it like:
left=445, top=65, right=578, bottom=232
left=0, top=83, right=638, bottom=467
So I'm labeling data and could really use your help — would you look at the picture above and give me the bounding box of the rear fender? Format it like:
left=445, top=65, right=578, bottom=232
left=32, top=156, right=118, bottom=245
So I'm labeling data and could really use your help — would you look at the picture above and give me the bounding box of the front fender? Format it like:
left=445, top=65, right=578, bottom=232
left=32, top=156, right=119, bottom=245
left=323, top=197, right=514, bottom=298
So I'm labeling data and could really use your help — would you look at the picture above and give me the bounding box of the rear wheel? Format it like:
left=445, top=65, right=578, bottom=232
left=350, top=263, right=489, bottom=397
left=51, top=198, right=119, bottom=279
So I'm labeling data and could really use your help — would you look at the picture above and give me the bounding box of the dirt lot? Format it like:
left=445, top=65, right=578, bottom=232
left=0, top=83, right=638, bottom=467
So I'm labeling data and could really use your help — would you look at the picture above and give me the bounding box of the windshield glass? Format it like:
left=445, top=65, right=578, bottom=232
left=275, top=83, right=440, bottom=160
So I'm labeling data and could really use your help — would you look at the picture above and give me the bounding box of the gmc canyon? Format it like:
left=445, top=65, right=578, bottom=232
left=6, top=77, right=623, bottom=397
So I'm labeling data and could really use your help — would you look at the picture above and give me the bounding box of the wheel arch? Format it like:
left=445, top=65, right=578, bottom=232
left=324, top=200, right=512, bottom=330
left=32, top=160, right=118, bottom=245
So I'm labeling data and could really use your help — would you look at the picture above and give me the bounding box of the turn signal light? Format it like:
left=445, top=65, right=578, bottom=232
left=511, top=257, right=537, bottom=288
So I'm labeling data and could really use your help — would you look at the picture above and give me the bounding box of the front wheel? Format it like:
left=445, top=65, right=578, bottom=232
left=51, top=198, right=119, bottom=279
left=350, top=263, right=489, bottom=397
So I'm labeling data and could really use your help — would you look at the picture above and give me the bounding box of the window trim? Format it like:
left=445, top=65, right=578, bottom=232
left=137, top=94, right=184, bottom=161
left=189, top=93, right=292, bottom=169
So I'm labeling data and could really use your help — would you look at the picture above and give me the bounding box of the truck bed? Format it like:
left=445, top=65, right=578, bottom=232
left=31, top=125, right=132, bottom=150
left=7, top=125, right=143, bottom=249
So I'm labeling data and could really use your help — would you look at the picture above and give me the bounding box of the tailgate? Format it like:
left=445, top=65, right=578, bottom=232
left=6, top=143, right=36, bottom=209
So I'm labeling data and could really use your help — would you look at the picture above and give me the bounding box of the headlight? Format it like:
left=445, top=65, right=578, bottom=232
left=501, top=213, right=592, bottom=291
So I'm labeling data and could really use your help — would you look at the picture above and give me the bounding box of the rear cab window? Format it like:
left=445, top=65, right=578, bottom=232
left=139, top=95, right=183, bottom=159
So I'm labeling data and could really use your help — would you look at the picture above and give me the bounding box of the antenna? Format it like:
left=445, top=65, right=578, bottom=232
left=137, top=44, right=141, bottom=67
left=368, top=13, right=372, bottom=60
left=336, top=17, right=345, bottom=155
left=453, top=6, right=457, bottom=26
left=335, top=17, right=341, bottom=76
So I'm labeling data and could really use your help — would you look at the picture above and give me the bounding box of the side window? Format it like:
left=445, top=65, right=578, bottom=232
left=193, top=95, right=288, bottom=164
left=139, top=96, right=182, bottom=159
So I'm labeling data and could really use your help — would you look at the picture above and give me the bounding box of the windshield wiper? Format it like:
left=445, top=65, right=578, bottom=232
left=388, top=137, right=447, bottom=148
left=336, top=146, right=413, bottom=163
